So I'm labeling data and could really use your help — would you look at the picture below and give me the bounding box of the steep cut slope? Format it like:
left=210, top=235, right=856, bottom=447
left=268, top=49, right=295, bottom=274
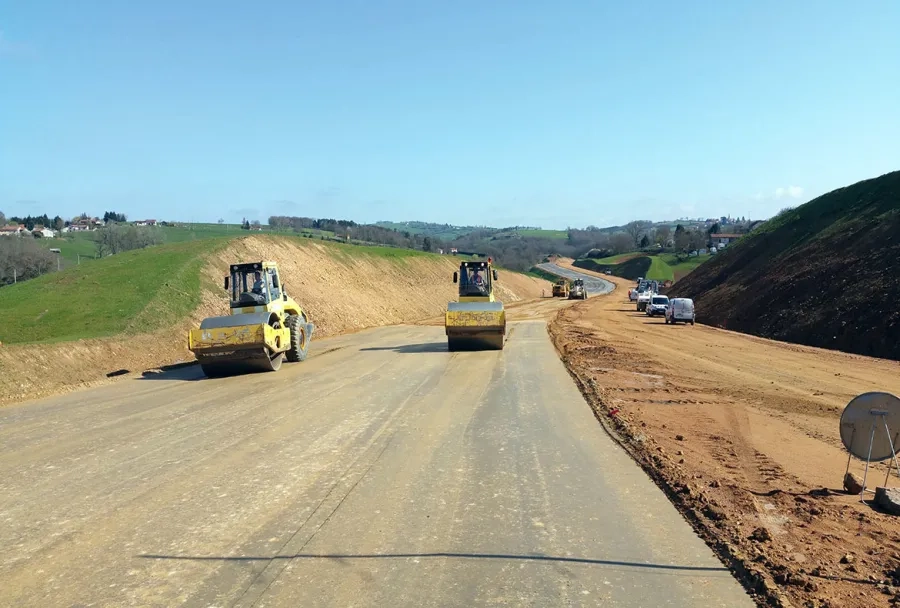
left=0, top=235, right=549, bottom=404
left=673, top=170, right=900, bottom=360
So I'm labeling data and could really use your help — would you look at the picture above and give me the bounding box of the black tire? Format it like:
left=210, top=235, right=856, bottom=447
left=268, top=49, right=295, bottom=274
left=691, top=320, right=695, bottom=326
left=286, top=314, right=310, bottom=362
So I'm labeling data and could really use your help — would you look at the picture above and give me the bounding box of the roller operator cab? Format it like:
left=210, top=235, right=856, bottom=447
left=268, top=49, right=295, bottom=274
left=445, top=258, right=506, bottom=351
left=187, top=261, right=315, bottom=377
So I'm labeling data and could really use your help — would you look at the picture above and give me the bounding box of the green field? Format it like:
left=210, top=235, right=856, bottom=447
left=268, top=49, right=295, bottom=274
left=515, top=229, right=568, bottom=239
left=38, top=233, right=100, bottom=263
left=0, top=239, right=226, bottom=345
left=492, top=228, right=567, bottom=240
left=0, top=235, right=447, bottom=346
left=659, top=253, right=712, bottom=280
left=645, top=256, right=674, bottom=281
left=575, top=251, right=711, bottom=282
left=589, top=252, right=642, bottom=264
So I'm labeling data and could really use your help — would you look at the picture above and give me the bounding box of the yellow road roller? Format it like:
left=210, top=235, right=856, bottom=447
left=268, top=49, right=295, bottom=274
left=445, top=257, right=506, bottom=351
left=187, top=261, right=314, bottom=377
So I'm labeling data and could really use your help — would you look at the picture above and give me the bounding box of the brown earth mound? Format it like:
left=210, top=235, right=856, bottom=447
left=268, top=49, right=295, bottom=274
left=0, top=236, right=548, bottom=405
left=671, top=170, right=900, bottom=361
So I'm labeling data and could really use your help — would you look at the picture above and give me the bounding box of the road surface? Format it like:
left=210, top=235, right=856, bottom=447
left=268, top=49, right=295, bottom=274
left=535, top=263, right=616, bottom=296
left=0, top=318, right=752, bottom=607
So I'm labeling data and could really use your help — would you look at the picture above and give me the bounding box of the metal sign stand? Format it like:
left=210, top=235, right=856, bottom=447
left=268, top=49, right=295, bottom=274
left=847, top=408, right=900, bottom=502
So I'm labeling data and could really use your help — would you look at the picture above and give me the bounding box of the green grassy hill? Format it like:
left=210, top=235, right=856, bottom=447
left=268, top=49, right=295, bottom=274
left=374, top=221, right=483, bottom=240
left=0, top=240, right=226, bottom=344
left=673, top=170, right=900, bottom=360
left=0, top=236, right=440, bottom=346
left=573, top=251, right=711, bottom=282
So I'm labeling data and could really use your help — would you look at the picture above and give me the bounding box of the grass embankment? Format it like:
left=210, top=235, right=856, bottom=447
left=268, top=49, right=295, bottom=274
left=0, top=240, right=227, bottom=345
left=574, top=251, right=711, bottom=282
left=0, top=235, right=472, bottom=346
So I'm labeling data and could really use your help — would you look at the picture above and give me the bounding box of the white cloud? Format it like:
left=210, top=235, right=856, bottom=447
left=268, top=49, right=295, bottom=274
left=774, top=186, right=804, bottom=200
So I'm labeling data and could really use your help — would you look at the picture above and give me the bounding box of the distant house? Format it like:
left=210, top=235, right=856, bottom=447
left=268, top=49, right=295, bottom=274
left=37, top=227, right=56, bottom=238
left=0, top=224, right=26, bottom=236
left=69, top=217, right=103, bottom=231
left=710, top=233, right=743, bottom=247
left=135, top=219, right=158, bottom=226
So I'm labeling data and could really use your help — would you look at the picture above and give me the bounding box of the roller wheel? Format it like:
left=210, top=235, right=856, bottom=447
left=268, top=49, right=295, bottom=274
left=286, top=314, right=310, bottom=362
left=263, top=350, right=284, bottom=371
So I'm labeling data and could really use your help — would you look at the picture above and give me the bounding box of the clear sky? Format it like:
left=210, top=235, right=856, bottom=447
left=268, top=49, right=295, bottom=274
left=1, top=1, right=898, bottom=228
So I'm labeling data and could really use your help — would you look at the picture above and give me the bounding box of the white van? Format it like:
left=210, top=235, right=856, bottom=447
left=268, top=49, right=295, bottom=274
left=665, top=298, right=695, bottom=325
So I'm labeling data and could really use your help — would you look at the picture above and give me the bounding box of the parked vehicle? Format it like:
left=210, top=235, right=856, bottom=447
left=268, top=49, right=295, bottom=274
left=636, top=290, right=653, bottom=312
left=665, top=298, right=696, bottom=325
left=646, top=295, right=669, bottom=317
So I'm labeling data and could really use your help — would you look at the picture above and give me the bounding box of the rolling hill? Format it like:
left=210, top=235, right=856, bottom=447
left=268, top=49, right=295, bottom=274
left=672, top=170, right=900, bottom=361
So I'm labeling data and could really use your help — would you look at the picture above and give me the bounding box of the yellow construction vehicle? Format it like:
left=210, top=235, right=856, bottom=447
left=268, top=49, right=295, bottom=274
left=552, top=278, right=570, bottom=298
left=187, top=261, right=314, bottom=377
left=445, top=258, right=506, bottom=351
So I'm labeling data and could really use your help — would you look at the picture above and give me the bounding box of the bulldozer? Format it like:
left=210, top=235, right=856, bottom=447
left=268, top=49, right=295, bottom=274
left=187, top=261, right=315, bottom=377
left=552, top=278, right=570, bottom=298
left=445, top=258, right=506, bottom=351
left=568, top=278, right=588, bottom=300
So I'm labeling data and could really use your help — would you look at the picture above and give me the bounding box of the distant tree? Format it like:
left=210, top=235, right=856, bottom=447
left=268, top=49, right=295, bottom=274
left=655, top=225, right=671, bottom=246
left=0, top=210, right=5, bottom=226
left=251, top=220, right=261, bottom=229
left=422, top=236, right=433, bottom=252
left=218, top=218, right=225, bottom=224
left=674, top=228, right=690, bottom=251
left=610, top=232, right=633, bottom=253
left=96, top=224, right=164, bottom=256
left=0, top=237, right=57, bottom=285
left=53, top=216, right=65, bottom=232
left=687, top=229, right=705, bottom=251
left=624, top=220, right=650, bottom=248
left=707, top=222, right=720, bottom=235
left=639, top=234, right=650, bottom=248
left=241, top=219, right=250, bottom=230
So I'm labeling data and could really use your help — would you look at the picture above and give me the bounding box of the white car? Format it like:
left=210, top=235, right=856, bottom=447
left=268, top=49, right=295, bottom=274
left=646, top=295, right=669, bottom=317
left=636, top=290, right=653, bottom=312
left=665, top=298, right=695, bottom=325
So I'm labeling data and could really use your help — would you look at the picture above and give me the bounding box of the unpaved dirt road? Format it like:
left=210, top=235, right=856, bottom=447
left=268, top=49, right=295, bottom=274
left=0, top=309, right=753, bottom=606
left=549, top=261, right=900, bottom=608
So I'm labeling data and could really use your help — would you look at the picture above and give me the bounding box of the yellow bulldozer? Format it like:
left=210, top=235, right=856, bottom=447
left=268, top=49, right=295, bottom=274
left=187, top=261, right=314, bottom=377
left=445, top=258, right=506, bottom=351
left=552, top=278, right=570, bottom=298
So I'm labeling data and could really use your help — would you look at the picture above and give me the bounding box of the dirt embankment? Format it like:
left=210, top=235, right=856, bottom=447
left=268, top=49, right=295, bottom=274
left=672, top=170, right=900, bottom=361
left=550, top=272, right=900, bottom=608
left=0, top=237, right=549, bottom=405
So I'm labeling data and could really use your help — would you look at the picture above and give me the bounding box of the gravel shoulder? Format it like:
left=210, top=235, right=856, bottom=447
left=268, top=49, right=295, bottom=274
left=548, top=265, right=900, bottom=608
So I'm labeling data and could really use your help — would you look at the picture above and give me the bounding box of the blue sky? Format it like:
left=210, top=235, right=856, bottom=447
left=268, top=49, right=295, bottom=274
left=1, top=1, right=898, bottom=229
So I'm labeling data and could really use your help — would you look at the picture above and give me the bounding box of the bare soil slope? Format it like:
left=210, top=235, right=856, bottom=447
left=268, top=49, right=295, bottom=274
left=0, top=236, right=548, bottom=405
left=673, top=170, right=900, bottom=361
left=552, top=271, right=900, bottom=607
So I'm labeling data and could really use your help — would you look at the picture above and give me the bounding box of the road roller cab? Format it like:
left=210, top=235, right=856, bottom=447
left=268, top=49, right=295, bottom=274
left=187, top=261, right=315, bottom=377
left=445, top=258, right=506, bottom=351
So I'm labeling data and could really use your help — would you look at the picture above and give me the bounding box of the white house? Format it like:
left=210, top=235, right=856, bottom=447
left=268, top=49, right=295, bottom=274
left=0, top=224, right=26, bottom=237
left=37, top=227, right=56, bottom=238
left=710, top=233, right=742, bottom=247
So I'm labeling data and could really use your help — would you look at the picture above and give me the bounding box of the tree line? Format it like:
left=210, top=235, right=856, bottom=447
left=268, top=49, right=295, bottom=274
left=267, top=215, right=441, bottom=252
